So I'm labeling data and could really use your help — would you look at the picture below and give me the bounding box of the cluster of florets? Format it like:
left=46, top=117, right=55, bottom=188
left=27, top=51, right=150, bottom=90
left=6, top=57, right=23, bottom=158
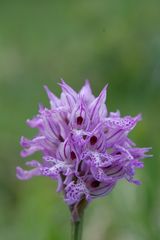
left=16, top=80, right=150, bottom=206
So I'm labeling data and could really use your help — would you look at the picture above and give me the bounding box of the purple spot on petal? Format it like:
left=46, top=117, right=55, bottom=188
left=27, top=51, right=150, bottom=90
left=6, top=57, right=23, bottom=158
left=71, top=151, right=76, bottom=160
left=91, top=180, right=100, bottom=188
left=104, top=128, right=108, bottom=134
left=64, top=118, right=69, bottom=125
left=116, top=152, right=121, bottom=155
left=90, top=136, right=97, bottom=145
left=77, top=116, right=83, bottom=125
left=59, top=135, right=64, bottom=142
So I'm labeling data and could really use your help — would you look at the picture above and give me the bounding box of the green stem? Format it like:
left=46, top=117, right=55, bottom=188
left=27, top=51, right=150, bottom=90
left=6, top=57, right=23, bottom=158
left=71, top=213, right=84, bottom=240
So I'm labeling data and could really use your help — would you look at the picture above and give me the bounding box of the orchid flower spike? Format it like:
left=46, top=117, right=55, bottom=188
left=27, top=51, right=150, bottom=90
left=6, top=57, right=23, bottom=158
left=17, top=80, right=150, bottom=222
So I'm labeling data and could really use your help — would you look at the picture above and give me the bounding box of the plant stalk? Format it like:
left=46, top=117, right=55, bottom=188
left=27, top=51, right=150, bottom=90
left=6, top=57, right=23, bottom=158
left=71, top=213, right=84, bottom=240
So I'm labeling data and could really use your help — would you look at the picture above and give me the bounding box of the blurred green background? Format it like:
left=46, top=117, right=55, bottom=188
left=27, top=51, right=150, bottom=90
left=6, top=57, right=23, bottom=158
left=0, top=1, right=160, bottom=240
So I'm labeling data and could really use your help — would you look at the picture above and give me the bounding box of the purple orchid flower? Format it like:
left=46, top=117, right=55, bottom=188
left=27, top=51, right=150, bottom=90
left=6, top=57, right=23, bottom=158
left=16, top=80, right=150, bottom=222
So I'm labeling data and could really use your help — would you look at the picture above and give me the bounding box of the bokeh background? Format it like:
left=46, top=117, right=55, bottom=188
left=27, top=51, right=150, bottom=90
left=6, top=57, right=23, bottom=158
left=0, top=1, right=160, bottom=240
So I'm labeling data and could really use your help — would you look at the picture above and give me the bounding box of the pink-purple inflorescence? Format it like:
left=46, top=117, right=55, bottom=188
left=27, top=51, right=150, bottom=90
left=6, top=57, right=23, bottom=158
left=17, top=80, right=150, bottom=207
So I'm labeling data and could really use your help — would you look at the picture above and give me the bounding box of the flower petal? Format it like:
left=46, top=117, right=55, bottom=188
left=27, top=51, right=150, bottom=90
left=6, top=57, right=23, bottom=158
left=59, top=79, right=77, bottom=102
left=105, top=114, right=142, bottom=131
left=16, top=167, right=41, bottom=180
left=65, top=180, right=90, bottom=205
left=44, top=85, right=60, bottom=108
left=90, top=180, right=116, bottom=198
left=70, top=98, right=90, bottom=130
left=79, top=80, right=95, bottom=103
left=89, top=85, right=108, bottom=122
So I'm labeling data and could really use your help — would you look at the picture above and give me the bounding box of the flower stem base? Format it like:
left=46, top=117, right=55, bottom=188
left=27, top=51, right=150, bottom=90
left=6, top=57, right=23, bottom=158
left=71, top=214, right=83, bottom=240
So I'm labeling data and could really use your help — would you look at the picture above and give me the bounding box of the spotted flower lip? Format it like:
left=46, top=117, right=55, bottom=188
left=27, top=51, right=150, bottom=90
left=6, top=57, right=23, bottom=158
left=16, top=80, right=150, bottom=208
